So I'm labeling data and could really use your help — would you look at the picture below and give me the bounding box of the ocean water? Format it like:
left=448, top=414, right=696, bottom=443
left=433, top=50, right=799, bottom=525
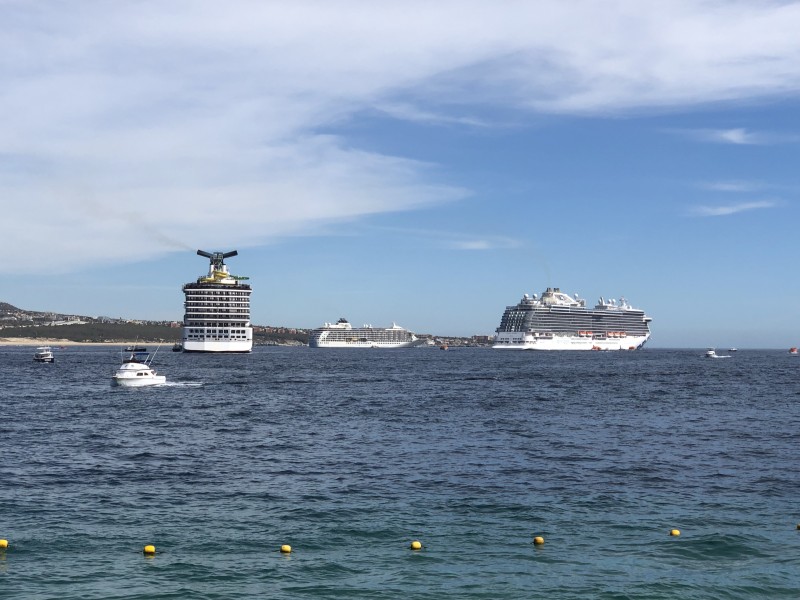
left=1, top=346, right=799, bottom=599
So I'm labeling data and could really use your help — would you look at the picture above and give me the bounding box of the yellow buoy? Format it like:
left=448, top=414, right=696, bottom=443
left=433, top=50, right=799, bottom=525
left=143, top=544, right=156, bottom=555
left=533, top=536, right=545, bottom=546
left=0, top=539, right=8, bottom=549
left=669, top=529, right=680, bottom=537
left=410, top=540, right=422, bottom=550
left=280, top=544, right=292, bottom=554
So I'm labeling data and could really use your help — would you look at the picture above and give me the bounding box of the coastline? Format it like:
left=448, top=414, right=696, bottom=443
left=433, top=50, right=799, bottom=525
left=0, top=338, right=163, bottom=347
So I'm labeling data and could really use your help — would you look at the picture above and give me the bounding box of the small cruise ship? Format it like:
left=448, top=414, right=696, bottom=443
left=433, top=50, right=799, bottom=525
left=493, top=287, right=652, bottom=351
left=308, top=318, right=422, bottom=348
left=182, top=250, right=253, bottom=353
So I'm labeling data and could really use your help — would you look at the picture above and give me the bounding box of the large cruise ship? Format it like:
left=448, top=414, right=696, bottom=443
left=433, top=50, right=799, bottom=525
left=493, top=287, right=652, bottom=350
left=182, top=250, right=253, bottom=353
left=308, top=318, right=422, bottom=348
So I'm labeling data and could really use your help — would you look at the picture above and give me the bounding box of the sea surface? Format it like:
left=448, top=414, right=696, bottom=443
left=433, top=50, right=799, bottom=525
left=1, top=346, right=799, bottom=599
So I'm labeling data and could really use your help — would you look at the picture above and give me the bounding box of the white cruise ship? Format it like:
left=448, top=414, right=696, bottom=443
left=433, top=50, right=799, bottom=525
left=309, top=318, right=422, bottom=348
left=493, top=287, right=652, bottom=351
left=182, top=250, right=253, bottom=353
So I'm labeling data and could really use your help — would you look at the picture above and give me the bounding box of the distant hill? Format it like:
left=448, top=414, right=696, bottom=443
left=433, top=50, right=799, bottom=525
left=0, top=301, right=308, bottom=345
left=1, top=301, right=475, bottom=346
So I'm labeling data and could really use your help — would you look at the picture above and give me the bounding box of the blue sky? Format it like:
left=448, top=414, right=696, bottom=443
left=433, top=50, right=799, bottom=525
left=2, top=0, right=799, bottom=348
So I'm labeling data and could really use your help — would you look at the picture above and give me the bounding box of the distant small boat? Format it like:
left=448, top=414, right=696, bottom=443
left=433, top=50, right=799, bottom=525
left=33, top=346, right=55, bottom=363
left=705, top=349, right=717, bottom=358
left=728, top=348, right=738, bottom=352
left=125, top=345, right=147, bottom=352
left=790, top=347, right=798, bottom=355
left=172, top=342, right=183, bottom=352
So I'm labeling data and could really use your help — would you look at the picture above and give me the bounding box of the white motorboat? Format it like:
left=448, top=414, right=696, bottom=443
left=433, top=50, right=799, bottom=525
left=33, top=346, right=55, bottom=363
left=705, top=349, right=717, bottom=358
left=112, top=347, right=166, bottom=387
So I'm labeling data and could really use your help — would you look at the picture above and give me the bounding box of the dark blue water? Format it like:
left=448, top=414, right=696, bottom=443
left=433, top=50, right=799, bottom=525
left=1, top=346, right=799, bottom=599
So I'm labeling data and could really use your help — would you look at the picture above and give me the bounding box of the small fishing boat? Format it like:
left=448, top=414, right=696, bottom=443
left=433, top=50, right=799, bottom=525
left=790, top=347, right=798, bottom=355
left=705, top=349, right=717, bottom=358
left=112, top=346, right=166, bottom=387
left=172, top=342, right=183, bottom=352
left=125, top=345, right=147, bottom=352
left=33, top=346, right=55, bottom=363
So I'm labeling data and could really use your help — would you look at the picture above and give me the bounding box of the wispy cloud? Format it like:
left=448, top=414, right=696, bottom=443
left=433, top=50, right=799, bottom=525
left=690, top=200, right=777, bottom=217
left=369, top=225, right=522, bottom=250
left=676, top=127, right=800, bottom=145
left=699, top=180, right=762, bottom=192
left=444, top=234, right=524, bottom=251
left=715, top=128, right=760, bottom=145
left=374, top=103, right=488, bottom=127
left=4, top=1, right=800, bottom=271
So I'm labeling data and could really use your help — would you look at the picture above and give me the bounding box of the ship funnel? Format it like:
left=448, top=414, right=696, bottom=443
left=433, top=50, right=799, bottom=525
left=197, top=249, right=238, bottom=270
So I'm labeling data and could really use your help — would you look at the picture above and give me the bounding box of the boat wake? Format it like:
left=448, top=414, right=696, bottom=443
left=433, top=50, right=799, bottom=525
left=161, top=381, right=204, bottom=387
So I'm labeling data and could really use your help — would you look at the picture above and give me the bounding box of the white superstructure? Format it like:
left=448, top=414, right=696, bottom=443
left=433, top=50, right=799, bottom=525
left=182, top=250, right=253, bottom=353
left=493, top=287, right=652, bottom=351
left=309, top=318, right=422, bottom=348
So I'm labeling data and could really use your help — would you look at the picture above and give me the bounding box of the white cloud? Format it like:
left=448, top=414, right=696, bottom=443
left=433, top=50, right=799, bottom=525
left=717, top=128, right=759, bottom=145
left=4, top=1, right=800, bottom=272
left=374, top=103, right=488, bottom=127
left=700, top=180, right=761, bottom=192
left=690, top=200, right=777, bottom=217
left=676, top=127, right=800, bottom=145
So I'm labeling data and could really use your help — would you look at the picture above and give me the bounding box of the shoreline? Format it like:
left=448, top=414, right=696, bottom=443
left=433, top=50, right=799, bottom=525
left=0, top=338, right=168, bottom=347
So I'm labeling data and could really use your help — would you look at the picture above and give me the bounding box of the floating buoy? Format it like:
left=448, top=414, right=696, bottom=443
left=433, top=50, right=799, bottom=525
left=533, top=536, right=545, bottom=546
left=669, top=529, right=680, bottom=537
left=410, top=540, right=422, bottom=550
left=143, top=544, right=156, bottom=555
left=0, top=539, right=8, bottom=549
left=280, top=544, right=292, bottom=554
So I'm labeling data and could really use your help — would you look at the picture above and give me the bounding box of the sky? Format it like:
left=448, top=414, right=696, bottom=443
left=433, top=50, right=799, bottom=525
left=2, top=0, right=799, bottom=348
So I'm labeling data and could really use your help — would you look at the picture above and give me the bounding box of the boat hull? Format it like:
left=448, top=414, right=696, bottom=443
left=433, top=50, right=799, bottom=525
left=112, top=359, right=166, bottom=386
left=112, top=375, right=167, bottom=387
left=492, top=332, right=650, bottom=350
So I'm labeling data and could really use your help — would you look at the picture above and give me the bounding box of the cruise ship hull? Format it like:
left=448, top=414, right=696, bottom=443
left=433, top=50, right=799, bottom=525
left=309, top=339, right=421, bottom=349
left=182, top=250, right=253, bottom=353
left=183, top=339, right=253, bottom=353
left=493, top=332, right=650, bottom=350
left=308, top=318, right=422, bottom=349
left=493, top=287, right=652, bottom=351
